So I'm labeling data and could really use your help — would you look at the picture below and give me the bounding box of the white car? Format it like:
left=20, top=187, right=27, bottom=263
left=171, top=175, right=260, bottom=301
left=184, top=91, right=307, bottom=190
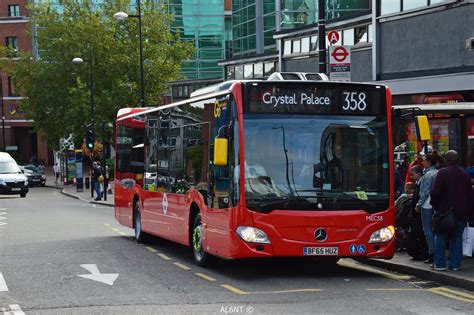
left=0, top=152, right=29, bottom=197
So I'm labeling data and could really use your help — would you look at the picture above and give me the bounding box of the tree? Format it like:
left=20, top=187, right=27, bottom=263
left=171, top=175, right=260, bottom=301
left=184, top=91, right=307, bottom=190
left=4, top=1, right=194, bottom=149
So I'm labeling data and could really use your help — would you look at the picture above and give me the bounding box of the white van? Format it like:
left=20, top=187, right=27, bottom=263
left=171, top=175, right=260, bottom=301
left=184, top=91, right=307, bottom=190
left=0, top=152, right=28, bottom=197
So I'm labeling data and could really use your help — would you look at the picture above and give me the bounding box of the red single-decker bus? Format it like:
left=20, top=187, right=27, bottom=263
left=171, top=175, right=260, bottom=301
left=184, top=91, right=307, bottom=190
left=115, top=80, right=395, bottom=266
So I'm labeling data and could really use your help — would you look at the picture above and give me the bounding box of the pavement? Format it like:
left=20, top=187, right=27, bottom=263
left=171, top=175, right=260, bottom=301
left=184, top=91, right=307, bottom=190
left=44, top=168, right=114, bottom=207
left=43, top=169, right=474, bottom=291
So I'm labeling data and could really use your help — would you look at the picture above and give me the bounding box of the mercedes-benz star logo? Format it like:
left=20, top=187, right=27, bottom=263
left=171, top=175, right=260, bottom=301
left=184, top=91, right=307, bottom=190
left=314, top=228, right=328, bottom=242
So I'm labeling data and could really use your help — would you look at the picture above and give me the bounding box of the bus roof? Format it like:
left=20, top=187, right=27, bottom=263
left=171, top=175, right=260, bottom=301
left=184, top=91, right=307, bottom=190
left=117, top=80, right=389, bottom=122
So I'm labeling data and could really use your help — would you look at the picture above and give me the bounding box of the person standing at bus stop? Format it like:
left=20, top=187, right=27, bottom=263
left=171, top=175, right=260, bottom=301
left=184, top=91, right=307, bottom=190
left=430, top=150, right=472, bottom=271
left=415, top=153, right=438, bottom=264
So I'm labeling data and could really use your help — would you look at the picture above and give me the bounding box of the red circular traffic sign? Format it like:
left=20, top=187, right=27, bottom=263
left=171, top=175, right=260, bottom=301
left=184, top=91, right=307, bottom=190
left=331, top=46, right=349, bottom=63
left=327, top=31, right=340, bottom=44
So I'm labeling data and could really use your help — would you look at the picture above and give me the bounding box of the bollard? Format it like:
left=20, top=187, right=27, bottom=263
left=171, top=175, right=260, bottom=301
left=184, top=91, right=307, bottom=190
left=85, top=177, right=90, bottom=189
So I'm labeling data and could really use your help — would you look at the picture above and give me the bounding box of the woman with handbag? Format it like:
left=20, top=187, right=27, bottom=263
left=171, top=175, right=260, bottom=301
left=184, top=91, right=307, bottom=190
left=430, top=150, right=472, bottom=271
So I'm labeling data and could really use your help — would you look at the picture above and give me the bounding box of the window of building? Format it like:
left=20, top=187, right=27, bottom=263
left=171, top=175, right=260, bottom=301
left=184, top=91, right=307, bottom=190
left=6, top=37, right=18, bottom=50
left=380, top=0, right=401, bottom=15
left=8, top=77, right=16, bottom=96
left=244, top=64, right=253, bottom=79
left=380, top=0, right=448, bottom=16
left=235, top=65, right=244, bottom=79
left=368, top=24, right=373, bottom=42
left=301, top=37, right=310, bottom=53
left=342, top=29, right=354, bottom=46
left=264, top=62, right=275, bottom=77
left=310, top=36, right=318, bottom=51
left=403, top=0, right=427, bottom=11
left=178, top=86, right=183, bottom=97
left=254, top=63, right=263, bottom=78
left=292, top=38, right=301, bottom=54
left=8, top=5, right=20, bottom=17
left=355, top=25, right=368, bottom=44
left=284, top=39, right=292, bottom=55
left=226, top=66, right=235, bottom=80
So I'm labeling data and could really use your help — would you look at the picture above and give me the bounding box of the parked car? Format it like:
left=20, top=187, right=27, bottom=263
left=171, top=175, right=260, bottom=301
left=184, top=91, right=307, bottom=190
left=0, top=152, right=28, bottom=197
left=19, top=165, right=46, bottom=187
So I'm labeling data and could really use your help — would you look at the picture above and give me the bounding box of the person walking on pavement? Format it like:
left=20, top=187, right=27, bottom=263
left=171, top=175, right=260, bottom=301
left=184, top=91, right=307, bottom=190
left=53, top=163, right=60, bottom=185
left=92, top=161, right=102, bottom=201
left=415, top=153, right=438, bottom=264
left=430, top=150, right=473, bottom=271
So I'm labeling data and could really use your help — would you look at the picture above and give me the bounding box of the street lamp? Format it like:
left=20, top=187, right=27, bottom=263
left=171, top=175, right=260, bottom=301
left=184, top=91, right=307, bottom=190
left=0, top=79, right=5, bottom=151
left=72, top=50, right=95, bottom=198
left=114, top=0, right=146, bottom=107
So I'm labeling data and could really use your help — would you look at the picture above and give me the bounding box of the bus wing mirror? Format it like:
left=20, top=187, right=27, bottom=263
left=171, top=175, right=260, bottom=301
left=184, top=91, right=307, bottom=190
left=217, top=124, right=232, bottom=138
left=415, top=115, right=431, bottom=141
left=214, top=138, right=228, bottom=166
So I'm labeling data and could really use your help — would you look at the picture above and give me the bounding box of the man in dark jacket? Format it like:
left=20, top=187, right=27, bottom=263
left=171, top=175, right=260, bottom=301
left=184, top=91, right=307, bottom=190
left=92, top=161, right=102, bottom=201
left=430, top=150, right=472, bottom=271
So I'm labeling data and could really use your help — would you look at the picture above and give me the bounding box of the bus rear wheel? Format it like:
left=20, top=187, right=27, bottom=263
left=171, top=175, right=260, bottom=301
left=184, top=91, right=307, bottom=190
left=192, top=213, right=215, bottom=267
left=134, top=201, right=149, bottom=244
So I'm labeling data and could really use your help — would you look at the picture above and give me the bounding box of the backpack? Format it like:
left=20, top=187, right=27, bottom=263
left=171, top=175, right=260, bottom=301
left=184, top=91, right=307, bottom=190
left=395, top=195, right=413, bottom=229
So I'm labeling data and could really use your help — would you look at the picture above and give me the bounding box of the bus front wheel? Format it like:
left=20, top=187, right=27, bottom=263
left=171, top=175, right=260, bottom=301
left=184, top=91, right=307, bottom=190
left=134, top=201, right=149, bottom=244
left=192, top=213, right=215, bottom=267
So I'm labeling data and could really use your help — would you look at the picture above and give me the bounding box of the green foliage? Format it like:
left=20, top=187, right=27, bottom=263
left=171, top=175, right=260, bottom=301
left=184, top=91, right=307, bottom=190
left=4, top=1, right=194, bottom=150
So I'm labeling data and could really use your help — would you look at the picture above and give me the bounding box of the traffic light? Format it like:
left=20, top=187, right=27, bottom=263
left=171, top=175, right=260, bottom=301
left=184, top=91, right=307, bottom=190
left=86, top=128, right=94, bottom=150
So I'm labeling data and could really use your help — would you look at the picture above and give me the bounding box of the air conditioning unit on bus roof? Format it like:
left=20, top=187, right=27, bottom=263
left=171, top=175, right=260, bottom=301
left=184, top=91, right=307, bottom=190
left=190, top=80, right=237, bottom=98
left=267, top=72, right=329, bottom=81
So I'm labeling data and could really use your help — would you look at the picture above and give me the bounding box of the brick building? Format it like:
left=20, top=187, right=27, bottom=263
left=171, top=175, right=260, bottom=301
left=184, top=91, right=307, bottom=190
left=0, top=0, right=51, bottom=165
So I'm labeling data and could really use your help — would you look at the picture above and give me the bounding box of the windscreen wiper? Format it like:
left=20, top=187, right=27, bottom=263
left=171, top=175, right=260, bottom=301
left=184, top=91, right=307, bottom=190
left=333, top=191, right=377, bottom=210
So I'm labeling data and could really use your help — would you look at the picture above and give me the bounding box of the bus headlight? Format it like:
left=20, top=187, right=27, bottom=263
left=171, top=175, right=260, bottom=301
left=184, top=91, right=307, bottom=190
left=236, top=226, right=271, bottom=244
left=368, top=225, right=395, bottom=243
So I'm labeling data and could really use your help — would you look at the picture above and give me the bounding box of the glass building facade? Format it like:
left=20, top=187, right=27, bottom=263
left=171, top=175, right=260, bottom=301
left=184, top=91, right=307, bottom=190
left=231, top=0, right=369, bottom=57
left=34, top=0, right=225, bottom=80
left=166, top=0, right=225, bottom=79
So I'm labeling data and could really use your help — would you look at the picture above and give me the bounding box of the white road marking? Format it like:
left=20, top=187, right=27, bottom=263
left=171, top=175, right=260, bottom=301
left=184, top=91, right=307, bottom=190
left=0, top=212, right=7, bottom=228
left=4, top=304, right=25, bottom=315
left=0, top=273, right=8, bottom=292
left=77, top=264, right=119, bottom=286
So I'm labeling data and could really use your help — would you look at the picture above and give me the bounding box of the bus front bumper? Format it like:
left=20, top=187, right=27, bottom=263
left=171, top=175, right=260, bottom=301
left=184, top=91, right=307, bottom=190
left=216, top=231, right=395, bottom=260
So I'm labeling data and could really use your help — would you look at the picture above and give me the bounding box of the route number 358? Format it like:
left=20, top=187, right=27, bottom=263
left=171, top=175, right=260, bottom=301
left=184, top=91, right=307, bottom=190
left=342, top=92, right=367, bottom=111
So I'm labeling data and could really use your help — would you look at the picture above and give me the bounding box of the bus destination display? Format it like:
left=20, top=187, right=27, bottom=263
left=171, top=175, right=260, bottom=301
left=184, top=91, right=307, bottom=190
left=246, top=84, right=386, bottom=116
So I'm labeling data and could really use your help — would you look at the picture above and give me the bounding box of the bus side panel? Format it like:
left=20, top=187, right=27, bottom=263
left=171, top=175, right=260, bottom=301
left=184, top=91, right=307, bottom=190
left=163, top=192, right=189, bottom=245
left=114, top=180, right=134, bottom=228
left=141, top=190, right=165, bottom=237
left=203, top=206, right=233, bottom=258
